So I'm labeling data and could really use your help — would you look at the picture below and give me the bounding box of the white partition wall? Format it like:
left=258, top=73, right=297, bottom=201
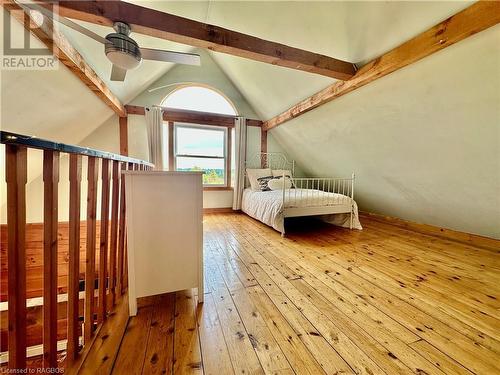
left=124, top=171, right=204, bottom=316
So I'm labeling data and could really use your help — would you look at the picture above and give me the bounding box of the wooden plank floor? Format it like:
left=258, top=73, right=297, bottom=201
left=110, top=213, right=500, bottom=375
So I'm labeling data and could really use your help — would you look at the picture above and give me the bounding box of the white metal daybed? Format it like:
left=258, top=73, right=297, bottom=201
left=241, top=153, right=362, bottom=236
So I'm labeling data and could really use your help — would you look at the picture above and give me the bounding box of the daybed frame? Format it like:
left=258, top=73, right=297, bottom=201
left=245, top=153, right=356, bottom=236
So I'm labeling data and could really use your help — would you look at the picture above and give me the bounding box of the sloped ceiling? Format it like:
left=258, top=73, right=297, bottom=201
left=2, top=0, right=475, bottom=141
left=58, top=1, right=212, bottom=104
left=203, top=0, right=474, bottom=119
left=1, top=1, right=211, bottom=144
left=4, top=1, right=497, bottom=237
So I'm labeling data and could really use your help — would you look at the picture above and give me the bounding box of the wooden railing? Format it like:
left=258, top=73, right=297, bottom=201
left=1, top=131, right=153, bottom=371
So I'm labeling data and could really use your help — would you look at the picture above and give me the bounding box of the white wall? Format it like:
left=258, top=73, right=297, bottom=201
left=270, top=26, right=500, bottom=238
left=127, top=49, right=297, bottom=209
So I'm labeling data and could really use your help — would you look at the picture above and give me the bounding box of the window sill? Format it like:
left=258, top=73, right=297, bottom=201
left=203, top=186, right=234, bottom=191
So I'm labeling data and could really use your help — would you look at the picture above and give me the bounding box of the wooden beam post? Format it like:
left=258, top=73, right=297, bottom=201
left=168, top=122, right=175, bottom=171
left=260, top=128, right=267, bottom=168
left=263, top=1, right=500, bottom=130
left=2, top=0, right=126, bottom=117
left=5, top=145, right=27, bottom=370
left=46, top=0, right=356, bottom=80
left=119, top=116, right=128, bottom=156
left=42, top=150, right=60, bottom=369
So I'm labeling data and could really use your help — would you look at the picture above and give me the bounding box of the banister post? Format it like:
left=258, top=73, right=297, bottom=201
left=84, top=156, right=98, bottom=344
left=98, top=159, right=111, bottom=323
left=42, top=150, right=60, bottom=369
left=109, top=160, right=120, bottom=306
left=67, top=154, right=82, bottom=364
left=5, top=145, right=27, bottom=370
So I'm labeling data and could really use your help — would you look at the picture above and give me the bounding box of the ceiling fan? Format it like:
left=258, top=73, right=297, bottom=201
left=22, top=2, right=201, bottom=82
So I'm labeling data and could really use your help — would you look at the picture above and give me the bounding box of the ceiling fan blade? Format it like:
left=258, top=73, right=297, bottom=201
left=110, top=65, right=127, bottom=81
left=140, top=48, right=201, bottom=66
left=20, top=1, right=107, bottom=44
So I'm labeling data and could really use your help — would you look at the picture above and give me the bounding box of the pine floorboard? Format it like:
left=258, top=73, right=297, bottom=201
left=109, top=213, right=499, bottom=375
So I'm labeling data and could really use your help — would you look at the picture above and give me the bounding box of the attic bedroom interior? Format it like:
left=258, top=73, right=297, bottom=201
left=1, top=0, right=499, bottom=373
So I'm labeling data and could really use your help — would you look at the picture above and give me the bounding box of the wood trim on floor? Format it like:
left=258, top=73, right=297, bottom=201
left=203, top=207, right=235, bottom=214
left=359, top=211, right=500, bottom=252
left=263, top=1, right=500, bottom=130
left=203, top=187, right=234, bottom=192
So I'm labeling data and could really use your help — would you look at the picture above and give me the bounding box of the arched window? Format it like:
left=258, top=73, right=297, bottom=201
left=162, top=85, right=237, bottom=115
left=162, top=85, right=237, bottom=187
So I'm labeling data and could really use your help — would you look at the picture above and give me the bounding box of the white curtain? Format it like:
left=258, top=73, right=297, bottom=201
left=145, top=106, right=165, bottom=170
left=232, top=116, right=247, bottom=210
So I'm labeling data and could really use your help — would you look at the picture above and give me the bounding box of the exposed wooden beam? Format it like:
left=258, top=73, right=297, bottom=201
left=263, top=1, right=500, bottom=131
left=125, top=105, right=262, bottom=128
left=2, top=0, right=126, bottom=117
left=118, top=116, right=128, bottom=156
left=45, top=0, right=356, bottom=80
left=167, top=122, right=175, bottom=171
left=260, top=128, right=267, bottom=168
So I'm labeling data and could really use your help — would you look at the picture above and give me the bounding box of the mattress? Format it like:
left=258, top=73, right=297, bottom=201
left=241, top=188, right=362, bottom=233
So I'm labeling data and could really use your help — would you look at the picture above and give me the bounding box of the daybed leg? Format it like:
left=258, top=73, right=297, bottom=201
left=281, top=231, right=285, bottom=238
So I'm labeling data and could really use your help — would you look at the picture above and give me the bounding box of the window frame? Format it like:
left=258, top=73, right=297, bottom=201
left=173, top=123, right=232, bottom=189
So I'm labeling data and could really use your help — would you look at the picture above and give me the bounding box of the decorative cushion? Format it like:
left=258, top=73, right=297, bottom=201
left=257, top=175, right=274, bottom=191
left=246, top=168, right=272, bottom=191
left=272, top=169, right=293, bottom=178
left=268, top=177, right=293, bottom=190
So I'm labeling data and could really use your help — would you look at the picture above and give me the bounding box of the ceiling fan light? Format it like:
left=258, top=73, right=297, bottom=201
left=106, top=50, right=141, bottom=70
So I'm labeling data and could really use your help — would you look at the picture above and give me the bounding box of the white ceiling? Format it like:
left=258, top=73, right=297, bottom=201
left=1, top=1, right=475, bottom=141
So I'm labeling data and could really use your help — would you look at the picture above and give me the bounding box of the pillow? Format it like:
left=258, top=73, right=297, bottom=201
left=272, top=169, right=293, bottom=178
left=246, top=168, right=272, bottom=191
left=268, top=177, right=293, bottom=190
left=257, top=175, right=274, bottom=191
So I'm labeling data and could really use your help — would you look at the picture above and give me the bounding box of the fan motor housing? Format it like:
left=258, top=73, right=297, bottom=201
left=105, top=24, right=142, bottom=70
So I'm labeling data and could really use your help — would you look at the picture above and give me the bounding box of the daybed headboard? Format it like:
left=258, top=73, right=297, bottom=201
left=245, top=152, right=295, bottom=175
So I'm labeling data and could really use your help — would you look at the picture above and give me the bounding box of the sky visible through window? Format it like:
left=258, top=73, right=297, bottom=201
left=163, top=86, right=237, bottom=115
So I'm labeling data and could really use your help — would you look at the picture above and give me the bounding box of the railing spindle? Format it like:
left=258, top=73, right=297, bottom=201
left=117, top=162, right=127, bottom=295
left=6, top=145, right=27, bottom=370
left=109, top=161, right=120, bottom=306
left=84, top=157, right=98, bottom=343
left=98, top=159, right=111, bottom=323
left=42, top=150, right=59, bottom=369
left=67, top=154, right=82, bottom=364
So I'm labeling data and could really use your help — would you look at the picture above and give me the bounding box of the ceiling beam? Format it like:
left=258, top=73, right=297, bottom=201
left=2, top=0, right=126, bottom=117
left=125, top=105, right=262, bottom=128
left=43, top=0, right=356, bottom=80
left=263, top=1, right=500, bottom=131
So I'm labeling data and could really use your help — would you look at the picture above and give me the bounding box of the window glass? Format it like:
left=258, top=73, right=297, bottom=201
left=176, top=157, right=225, bottom=185
left=176, top=127, right=224, bottom=157
left=175, top=125, right=227, bottom=186
left=163, top=86, right=237, bottom=115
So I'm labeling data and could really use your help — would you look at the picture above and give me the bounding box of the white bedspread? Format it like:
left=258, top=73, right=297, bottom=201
left=242, top=188, right=362, bottom=233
